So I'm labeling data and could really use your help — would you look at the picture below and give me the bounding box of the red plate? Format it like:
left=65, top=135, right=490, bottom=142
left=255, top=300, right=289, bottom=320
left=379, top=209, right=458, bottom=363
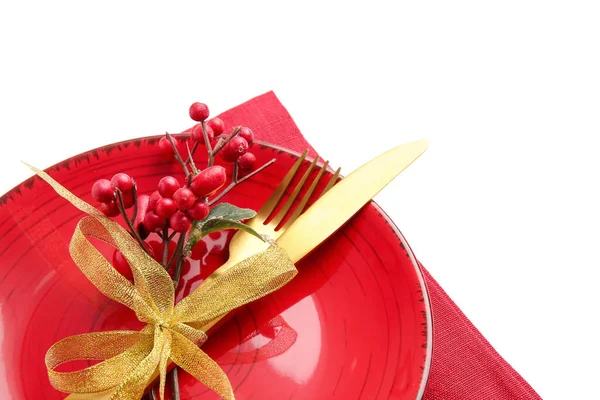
left=0, top=137, right=432, bottom=399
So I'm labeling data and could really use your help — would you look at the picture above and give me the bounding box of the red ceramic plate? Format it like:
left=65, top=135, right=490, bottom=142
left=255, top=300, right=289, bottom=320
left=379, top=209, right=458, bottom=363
left=0, top=137, right=432, bottom=399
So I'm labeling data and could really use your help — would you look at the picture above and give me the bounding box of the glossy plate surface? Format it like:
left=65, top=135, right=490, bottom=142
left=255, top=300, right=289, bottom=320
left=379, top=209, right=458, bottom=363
left=0, top=137, right=432, bottom=399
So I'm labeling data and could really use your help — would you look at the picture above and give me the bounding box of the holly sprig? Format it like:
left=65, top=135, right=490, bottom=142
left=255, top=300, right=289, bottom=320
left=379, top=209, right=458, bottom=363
left=89, top=101, right=275, bottom=399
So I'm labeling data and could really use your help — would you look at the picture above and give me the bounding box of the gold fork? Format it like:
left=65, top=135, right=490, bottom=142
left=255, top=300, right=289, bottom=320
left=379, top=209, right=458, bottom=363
left=198, top=150, right=340, bottom=329
left=226, top=149, right=340, bottom=266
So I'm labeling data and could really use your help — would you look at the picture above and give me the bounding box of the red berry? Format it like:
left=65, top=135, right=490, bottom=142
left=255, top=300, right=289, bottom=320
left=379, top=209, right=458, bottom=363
left=91, top=179, right=115, bottom=203
left=154, top=197, right=177, bottom=218
left=220, top=146, right=239, bottom=163
left=120, top=191, right=135, bottom=209
left=155, top=198, right=177, bottom=218
left=189, top=102, right=210, bottom=122
left=187, top=199, right=209, bottom=220
left=158, top=136, right=175, bottom=161
left=98, top=200, right=120, bottom=217
left=111, top=173, right=134, bottom=193
left=190, top=166, right=227, bottom=197
left=207, top=118, right=224, bottom=135
left=158, top=176, right=180, bottom=198
left=170, top=211, right=191, bottom=232
left=191, top=123, right=214, bottom=144
left=238, top=152, right=256, bottom=170
left=239, top=127, right=254, bottom=146
left=148, top=191, right=162, bottom=212
left=143, top=211, right=166, bottom=232
left=172, top=188, right=196, bottom=210
left=113, top=243, right=155, bottom=280
left=134, top=194, right=150, bottom=239
left=228, top=136, right=249, bottom=158
left=112, top=250, right=133, bottom=280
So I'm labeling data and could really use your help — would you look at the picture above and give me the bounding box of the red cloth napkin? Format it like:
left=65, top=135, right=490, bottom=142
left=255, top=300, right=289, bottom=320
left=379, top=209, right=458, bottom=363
left=217, top=92, right=541, bottom=400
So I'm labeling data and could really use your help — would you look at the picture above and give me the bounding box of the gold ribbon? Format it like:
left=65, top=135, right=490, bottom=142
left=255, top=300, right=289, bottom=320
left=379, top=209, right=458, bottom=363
left=28, top=164, right=297, bottom=400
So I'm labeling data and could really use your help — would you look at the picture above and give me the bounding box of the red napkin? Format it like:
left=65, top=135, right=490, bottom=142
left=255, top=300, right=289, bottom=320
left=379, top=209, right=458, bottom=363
left=216, top=92, right=541, bottom=400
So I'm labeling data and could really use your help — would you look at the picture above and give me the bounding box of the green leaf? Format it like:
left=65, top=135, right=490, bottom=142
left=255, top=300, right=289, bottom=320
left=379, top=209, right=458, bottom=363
left=183, top=204, right=261, bottom=256
left=200, top=218, right=265, bottom=242
left=206, top=203, right=256, bottom=222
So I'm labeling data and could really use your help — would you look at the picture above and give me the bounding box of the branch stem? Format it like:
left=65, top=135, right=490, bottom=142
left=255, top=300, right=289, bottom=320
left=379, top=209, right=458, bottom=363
left=184, top=141, right=200, bottom=164
left=212, top=127, right=241, bottom=154
left=171, top=367, right=181, bottom=400
left=209, top=158, right=276, bottom=206
left=115, top=189, right=148, bottom=253
left=130, top=183, right=138, bottom=226
left=172, top=234, right=186, bottom=291
left=161, top=223, right=170, bottom=268
left=165, top=133, right=190, bottom=178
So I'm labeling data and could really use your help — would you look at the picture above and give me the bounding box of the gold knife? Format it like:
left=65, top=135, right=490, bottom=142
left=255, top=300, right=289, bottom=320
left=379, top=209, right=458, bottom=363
left=200, top=140, right=428, bottom=331
left=278, top=139, right=428, bottom=262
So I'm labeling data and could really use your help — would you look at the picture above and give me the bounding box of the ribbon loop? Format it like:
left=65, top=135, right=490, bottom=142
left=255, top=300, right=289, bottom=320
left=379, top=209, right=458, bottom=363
left=46, top=331, right=154, bottom=393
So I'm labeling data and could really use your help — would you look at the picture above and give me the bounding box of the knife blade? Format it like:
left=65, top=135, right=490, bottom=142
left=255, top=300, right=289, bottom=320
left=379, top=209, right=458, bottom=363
left=277, top=140, right=428, bottom=262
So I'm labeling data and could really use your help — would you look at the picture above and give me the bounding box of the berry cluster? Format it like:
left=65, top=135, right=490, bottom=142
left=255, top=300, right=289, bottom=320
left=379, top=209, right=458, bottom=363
left=90, top=101, right=276, bottom=287
left=218, top=126, right=256, bottom=169
left=144, top=166, right=226, bottom=233
left=159, top=102, right=257, bottom=170
left=91, top=172, right=136, bottom=218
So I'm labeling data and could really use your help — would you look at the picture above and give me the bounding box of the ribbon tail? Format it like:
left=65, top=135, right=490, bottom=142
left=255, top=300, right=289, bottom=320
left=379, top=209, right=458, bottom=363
left=170, top=330, right=235, bottom=400
left=109, top=329, right=165, bottom=400
left=158, top=329, right=172, bottom=400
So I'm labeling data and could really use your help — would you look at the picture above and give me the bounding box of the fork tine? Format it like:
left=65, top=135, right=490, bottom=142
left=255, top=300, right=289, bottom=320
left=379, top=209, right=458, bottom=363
left=280, top=160, right=330, bottom=231
left=258, top=149, right=308, bottom=217
left=320, top=167, right=341, bottom=196
left=269, top=155, right=319, bottom=226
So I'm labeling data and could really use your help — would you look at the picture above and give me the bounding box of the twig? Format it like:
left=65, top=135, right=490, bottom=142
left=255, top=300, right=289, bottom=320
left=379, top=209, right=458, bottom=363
left=167, top=232, right=183, bottom=269
left=167, top=244, right=178, bottom=269
left=165, top=132, right=190, bottom=178
left=201, top=121, right=214, bottom=167
left=186, top=142, right=199, bottom=175
left=115, top=189, right=148, bottom=253
left=209, top=158, right=276, bottom=205
left=184, top=141, right=199, bottom=164
left=232, top=160, right=239, bottom=183
left=172, top=234, right=186, bottom=291
left=171, top=367, right=181, bottom=400
left=212, top=136, right=226, bottom=154
left=130, top=183, right=138, bottom=226
left=161, top=223, right=170, bottom=268
left=211, top=127, right=241, bottom=157
left=184, top=126, right=241, bottom=168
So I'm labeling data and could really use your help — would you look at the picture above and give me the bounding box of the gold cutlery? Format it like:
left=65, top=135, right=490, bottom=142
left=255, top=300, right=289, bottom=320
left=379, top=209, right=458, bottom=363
left=278, top=140, right=428, bottom=262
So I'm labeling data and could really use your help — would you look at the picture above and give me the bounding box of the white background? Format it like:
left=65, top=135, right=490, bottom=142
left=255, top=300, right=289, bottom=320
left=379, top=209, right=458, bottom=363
left=1, top=1, right=599, bottom=399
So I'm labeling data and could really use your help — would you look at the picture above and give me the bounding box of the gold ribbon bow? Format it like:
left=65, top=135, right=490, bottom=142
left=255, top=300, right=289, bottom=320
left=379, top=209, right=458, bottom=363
left=29, top=164, right=297, bottom=400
